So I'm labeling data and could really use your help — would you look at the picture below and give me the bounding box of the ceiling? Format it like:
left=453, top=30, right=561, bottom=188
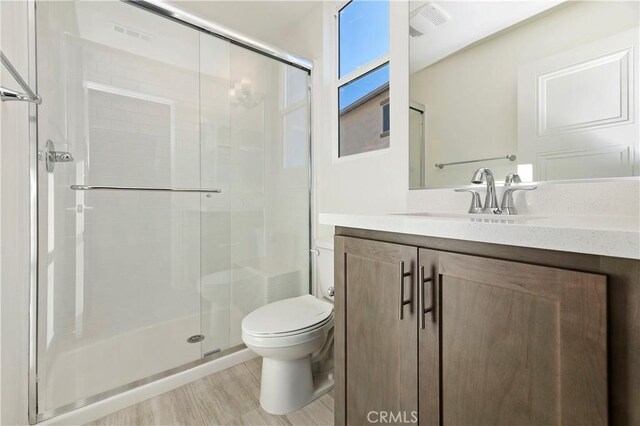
left=410, top=1, right=565, bottom=73
left=171, top=1, right=322, bottom=47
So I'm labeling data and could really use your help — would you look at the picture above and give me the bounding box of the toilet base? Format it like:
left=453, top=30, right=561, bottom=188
left=259, top=356, right=333, bottom=415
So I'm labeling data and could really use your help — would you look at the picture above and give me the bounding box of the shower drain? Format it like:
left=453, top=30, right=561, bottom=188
left=187, top=334, right=205, bottom=343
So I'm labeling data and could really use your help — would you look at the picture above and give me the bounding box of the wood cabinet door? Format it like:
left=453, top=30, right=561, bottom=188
left=335, top=236, right=418, bottom=426
left=418, top=249, right=607, bottom=426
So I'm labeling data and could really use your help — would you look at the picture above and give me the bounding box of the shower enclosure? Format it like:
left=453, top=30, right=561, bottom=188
left=31, top=0, right=311, bottom=421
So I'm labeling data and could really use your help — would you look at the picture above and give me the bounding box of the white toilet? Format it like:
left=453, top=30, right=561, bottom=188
left=242, top=245, right=335, bottom=415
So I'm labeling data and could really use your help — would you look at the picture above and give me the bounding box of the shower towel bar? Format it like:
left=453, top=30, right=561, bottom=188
left=435, top=154, right=516, bottom=169
left=0, top=51, right=42, bottom=104
left=70, top=185, right=222, bottom=194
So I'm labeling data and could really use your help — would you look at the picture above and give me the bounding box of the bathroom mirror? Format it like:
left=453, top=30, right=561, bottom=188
left=408, top=0, right=639, bottom=189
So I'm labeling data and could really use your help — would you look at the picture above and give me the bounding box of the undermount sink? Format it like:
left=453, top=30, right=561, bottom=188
left=397, top=212, right=547, bottom=221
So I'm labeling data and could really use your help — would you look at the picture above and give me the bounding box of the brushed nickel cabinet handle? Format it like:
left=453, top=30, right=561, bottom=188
left=399, top=261, right=412, bottom=320
left=419, top=265, right=433, bottom=330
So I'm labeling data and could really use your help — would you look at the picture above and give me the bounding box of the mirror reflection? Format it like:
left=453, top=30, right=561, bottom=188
left=409, top=1, right=639, bottom=189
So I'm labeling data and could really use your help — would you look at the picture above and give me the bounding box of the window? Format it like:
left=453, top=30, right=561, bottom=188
left=337, top=0, right=390, bottom=157
left=381, top=100, right=390, bottom=136
left=339, top=0, right=389, bottom=78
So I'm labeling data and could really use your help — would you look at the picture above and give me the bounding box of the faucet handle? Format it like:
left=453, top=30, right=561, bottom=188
left=500, top=185, right=537, bottom=215
left=455, top=188, right=482, bottom=214
left=504, top=173, right=522, bottom=186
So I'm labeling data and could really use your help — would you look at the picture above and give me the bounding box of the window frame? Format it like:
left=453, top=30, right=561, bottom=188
left=334, top=0, right=391, bottom=161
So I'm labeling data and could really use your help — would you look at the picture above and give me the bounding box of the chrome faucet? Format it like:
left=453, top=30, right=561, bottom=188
left=471, top=168, right=501, bottom=214
left=455, top=170, right=538, bottom=215
left=500, top=173, right=537, bottom=215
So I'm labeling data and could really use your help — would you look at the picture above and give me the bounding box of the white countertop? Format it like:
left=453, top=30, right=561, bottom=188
left=319, top=212, right=640, bottom=260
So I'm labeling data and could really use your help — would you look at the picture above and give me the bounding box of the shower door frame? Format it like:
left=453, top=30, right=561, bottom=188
left=26, top=0, right=314, bottom=422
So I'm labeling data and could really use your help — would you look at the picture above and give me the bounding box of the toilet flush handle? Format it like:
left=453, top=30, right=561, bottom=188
left=327, top=286, right=335, bottom=297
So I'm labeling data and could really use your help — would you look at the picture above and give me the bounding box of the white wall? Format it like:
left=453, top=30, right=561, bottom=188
left=268, top=1, right=410, bottom=306
left=175, top=1, right=321, bottom=49
left=1, top=0, right=3, bottom=420
left=314, top=1, right=409, bottom=242
left=0, top=2, right=3, bottom=420
left=273, top=1, right=410, bottom=245
left=0, top=0, right=32, bottom=424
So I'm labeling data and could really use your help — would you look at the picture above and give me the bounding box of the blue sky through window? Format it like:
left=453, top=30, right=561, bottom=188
left=339, top=0, right=389, bottom=77
left=338, top=0, right=390, bottom=110
left=339, top=63, right=389, bottom=110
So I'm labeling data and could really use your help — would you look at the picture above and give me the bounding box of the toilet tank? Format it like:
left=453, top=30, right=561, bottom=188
left=315, top=241, right=334, bottom=302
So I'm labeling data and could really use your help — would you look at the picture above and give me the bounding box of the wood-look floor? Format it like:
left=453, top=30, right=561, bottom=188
left=90, top=358, right=334, bottom=426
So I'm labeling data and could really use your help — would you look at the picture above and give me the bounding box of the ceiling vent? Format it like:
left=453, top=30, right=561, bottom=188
left=418, top=3, right=451, bottom=28
left=409, top=25, right=424, bottom=38
left=113, top=23, right=152, bottom=42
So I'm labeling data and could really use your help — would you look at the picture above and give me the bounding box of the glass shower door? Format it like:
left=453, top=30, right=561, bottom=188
left=218, top=44, right=311, bottom=348
left=199, top=33, right=232, bottom=357
left=33, top=0, right=311, bottom=419
left=198, top=36, right=312, bottom=353
left=35, top=0, right=229, bottom=414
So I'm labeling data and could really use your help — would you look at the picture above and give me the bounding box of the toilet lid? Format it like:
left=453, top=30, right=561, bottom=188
left=242, top=294, right=333, bottom=336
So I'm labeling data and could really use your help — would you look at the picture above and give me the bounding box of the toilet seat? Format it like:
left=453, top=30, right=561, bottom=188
left=244, top=314, right=334, bottom=338
left=242, top=294, right=334, bottom=348
left=242, top=294, right=333, bottom=336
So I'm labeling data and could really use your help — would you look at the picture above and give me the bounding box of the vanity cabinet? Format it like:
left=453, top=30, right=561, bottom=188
left=337, top=238, right=418, bottom=425
left=419, top=249, right=607, bottom=426
left=335, top=234, right=611, bottom=426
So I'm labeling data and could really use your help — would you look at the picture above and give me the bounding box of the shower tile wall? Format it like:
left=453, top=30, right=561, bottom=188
left=35, top=0, right=309, bottom=415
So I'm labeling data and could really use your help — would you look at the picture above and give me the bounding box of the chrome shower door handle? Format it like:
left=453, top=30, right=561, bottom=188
left=52, top=151, right=74, bottom=163
left=399, top=261, right=412, bottom=320
left=419, top=266, right=433, bottom=330
left=40, top=140, right=74, bottom=172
